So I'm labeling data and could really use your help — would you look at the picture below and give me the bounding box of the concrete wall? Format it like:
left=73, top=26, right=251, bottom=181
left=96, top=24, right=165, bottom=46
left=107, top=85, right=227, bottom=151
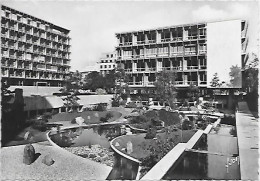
left=207, top=20, right=242, bottom=88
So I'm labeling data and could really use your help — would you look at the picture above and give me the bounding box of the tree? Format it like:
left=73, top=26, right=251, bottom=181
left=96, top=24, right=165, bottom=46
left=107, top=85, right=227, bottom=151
left=187, top=84, right=200, bottom=102
left=154, top=70, right=177, bottom=109
left=59, top=70, right=82, bottom=112
left=114, top=65, right=130, bottom=101
left=244, top=53, right=259, bottom=92
left=229, top=65, right=242, bottom=87
left=210, top=73, right=222, bottom=87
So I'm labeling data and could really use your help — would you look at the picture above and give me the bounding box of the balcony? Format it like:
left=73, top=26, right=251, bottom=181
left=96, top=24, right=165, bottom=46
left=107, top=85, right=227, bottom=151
left=199, top=81, right=207, bottom=85
left=172, top=67, right=183, bottom=71
left=148, top=40, right=156, bottom=44
left=9, top=55, right=16, bottom=59
left=162, top=67, right=172, bottom=71
left=18, top=47, right=25, bottom=51
left=128, top=82, right=143, bottom=86
left=136, top=41, right=145, bottom=45
left=187, top=66, right=199, bottom=70
left=172, top=37, right=182, bottom=42
left=136, top=68, right=145, bottom=72
left=187, top=81, right=198, bottom=85
left=1, top=33, right=8, bottom=38
left=147, top=67, right=156, bottom=72
left=157, top=52, right=169, bottom=57
left=187, top=36, right=197, bottom=40
left=1, top=24, right=8, bottom=28
left=161, top=38, right=171, bottom=43
left=18, top=28, right=25, bottom=33
left=124, top=69, right=132, bottom=73
left=184, top=51, right=196, bottom=55
left=1, top=44, right=8, bottom=48
left=198, top=50, right=206, bottom=54
left=199, top=35, right=206, bottom=39
left=124, top=42, right=132, bottom=46
left=17, top=56, right=24, bottom=60
left=200, top=65, right=206, bottom=69
left=171, top=52, right=183, bottom=57
left=145, top=53, right=157, bottom=58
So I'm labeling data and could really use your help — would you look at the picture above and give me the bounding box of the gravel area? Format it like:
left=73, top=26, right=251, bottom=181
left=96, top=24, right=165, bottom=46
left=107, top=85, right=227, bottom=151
left=1, top=141, right=112, bottom=180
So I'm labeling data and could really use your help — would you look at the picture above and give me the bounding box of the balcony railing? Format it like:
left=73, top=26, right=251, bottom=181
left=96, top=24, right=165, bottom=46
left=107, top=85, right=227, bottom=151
left=148, top=40, right=156, bottom=44
left=199, top=50, right=206, bottom=54
left=172, top=67, right=183, bottom=70
left=145, top=53, right=157, bottom=58
left=187, top=36, right=197, bottom=40
left=136, top=41, right=145, bottom=45
left=187, top=66, right=198, bottom=70
left=185, top=51, right=196, bottom=55
left=175, top=81, right=184, bottom=85
left=1, top=33, right=8, bottom=38
left=200, top=65, right=206, bottom=69
left=125, top=69, right=132, bottom=72
left=136, top=68, right=145, bottom=72
left=158, top=52, right=169, bottom=57
left=161, top=38, right=171, bottom=42
left=148, top=67, right=156, bottom=71
left=124, top=42, right=132, bottom=46
left=199, top=81, right=207, bottom=85
left=171, top=52, right=183, bottom=56
left=172, top=37, right=182, bottom=41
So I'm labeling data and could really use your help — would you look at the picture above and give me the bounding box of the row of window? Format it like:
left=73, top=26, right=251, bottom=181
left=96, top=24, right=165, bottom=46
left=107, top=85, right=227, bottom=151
left=100, top=59, right=115, bottom=63
left=100, top=64, right=116, bottom=69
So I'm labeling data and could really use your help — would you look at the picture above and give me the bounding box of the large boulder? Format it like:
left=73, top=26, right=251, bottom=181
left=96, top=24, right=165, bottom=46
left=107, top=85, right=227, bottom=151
left=23, top=144, right=35, bottom=165
left=42, top=154, right=55, bottom=166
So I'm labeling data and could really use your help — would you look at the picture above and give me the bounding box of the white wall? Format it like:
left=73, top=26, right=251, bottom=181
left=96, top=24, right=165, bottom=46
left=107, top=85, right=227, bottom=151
left=207, top=20, right=242, bottom=88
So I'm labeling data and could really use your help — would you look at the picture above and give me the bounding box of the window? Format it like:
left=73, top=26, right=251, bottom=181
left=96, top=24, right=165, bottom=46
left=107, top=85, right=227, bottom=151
left=109, top=65, right=111, bottom=68
left=104, top=65, right=107, bottom=68
left=100, top=65, right=102, bottom=68
left=113, top=65, right=115, bottom=68
left=107, top=55, right=109, bottom=58
left=111, top=54, right=113, bottom=58
left=106, top=60, right=108, bottom=63
left=110, top=60, right=112, bottom=62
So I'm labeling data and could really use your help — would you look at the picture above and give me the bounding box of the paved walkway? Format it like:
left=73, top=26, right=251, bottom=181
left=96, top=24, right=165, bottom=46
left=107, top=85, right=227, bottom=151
left=1, top=141, right=112, bottom=180
left=236, top=102, right=259, bottom=180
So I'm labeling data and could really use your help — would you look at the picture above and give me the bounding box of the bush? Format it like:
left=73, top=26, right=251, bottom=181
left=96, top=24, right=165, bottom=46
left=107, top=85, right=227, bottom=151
left=105, top=112, right=113, bottom=120
left=145, top=126, right=157, bottom=139
left=71, top=118, right=76, bottom=124
left=93, top=103, right=107, bottom=111
left=112, top=99, right=120, bottom=107
left=31, top=120, right=47, bottom=132
left=130, top=115, right=149, bottom=124
left=100, top=117, right=108, bottom=122
left=125, top=102, right=137, bottom=108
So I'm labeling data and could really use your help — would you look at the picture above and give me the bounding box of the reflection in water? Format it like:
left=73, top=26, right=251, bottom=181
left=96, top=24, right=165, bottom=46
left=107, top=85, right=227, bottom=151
left=163, top=151, right=240, bottom=180
left=107, top=152, right=139, bottom=180
left=49, top=125, right=122, bottom=148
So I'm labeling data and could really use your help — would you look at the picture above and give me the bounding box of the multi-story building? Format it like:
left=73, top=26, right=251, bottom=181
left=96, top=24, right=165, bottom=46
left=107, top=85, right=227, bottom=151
left=99, top=51, right=117, bottom=76
left=1, top=5, right=71, bottom=87
left=115, top=20, right=248, bottom=95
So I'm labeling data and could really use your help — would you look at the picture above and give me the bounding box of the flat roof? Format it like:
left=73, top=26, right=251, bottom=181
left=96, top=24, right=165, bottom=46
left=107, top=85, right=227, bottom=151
left=115, top=19, right=246, bottom=36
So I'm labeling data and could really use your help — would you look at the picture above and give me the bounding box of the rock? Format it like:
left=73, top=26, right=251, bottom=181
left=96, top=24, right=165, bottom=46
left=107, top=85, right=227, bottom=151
left=88, top=153, right=97, bottom=158
left=94, top=112, right=99, bottom=118
left=42, top=154, right=55, bottom=166
left=23, top=144, right=35, bottom=165
left=94, top=156, right=101, bottom=162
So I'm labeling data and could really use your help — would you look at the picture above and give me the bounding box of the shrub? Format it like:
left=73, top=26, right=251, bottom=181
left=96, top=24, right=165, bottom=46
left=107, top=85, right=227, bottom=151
left=93, top=103, right=107, bottom=111
left=71, top=118, right=76, bottom=124
left=130, top=115, right=149, bottom=124
left=112, top=100, right=120, bottom=107
left=100, top=117, right=108, bottom=122
left=125, top=102, right=137, bottom=108
left=105, top=112, right=113, bottom=120
left=145, top=126, right=157, bottom=139
left=31, top=120, right=47, bottom=132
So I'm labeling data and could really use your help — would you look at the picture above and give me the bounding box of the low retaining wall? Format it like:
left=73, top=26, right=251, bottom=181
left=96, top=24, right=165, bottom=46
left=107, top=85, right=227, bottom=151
left=141, top=116, right=222, bottom=180
left=110, top=135, right=141, bottom=164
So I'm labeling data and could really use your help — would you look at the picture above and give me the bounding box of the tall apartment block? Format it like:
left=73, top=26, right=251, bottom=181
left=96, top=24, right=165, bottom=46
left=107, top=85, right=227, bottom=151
left=115, top=20, right=248, bottom=95
left=99, top=51, right=117, bottom=76
left=1, top=5, right=71, bottom=87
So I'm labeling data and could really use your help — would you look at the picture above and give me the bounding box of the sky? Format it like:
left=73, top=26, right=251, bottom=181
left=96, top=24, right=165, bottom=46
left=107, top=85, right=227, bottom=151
left=2, top=0, right=259, bottom=71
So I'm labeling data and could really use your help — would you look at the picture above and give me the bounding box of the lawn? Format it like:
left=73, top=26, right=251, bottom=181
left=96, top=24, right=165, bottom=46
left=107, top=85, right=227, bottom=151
left=112, top=129, right=196, bottom=160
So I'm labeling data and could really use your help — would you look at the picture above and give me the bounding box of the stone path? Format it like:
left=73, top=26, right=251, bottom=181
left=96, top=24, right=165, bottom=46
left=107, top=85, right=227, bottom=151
left=236, top=101, right=259, bottom=180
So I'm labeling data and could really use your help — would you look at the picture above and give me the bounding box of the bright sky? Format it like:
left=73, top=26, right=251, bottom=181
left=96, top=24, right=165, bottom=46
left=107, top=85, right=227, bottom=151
left=2, top=0, right=259, bottom=71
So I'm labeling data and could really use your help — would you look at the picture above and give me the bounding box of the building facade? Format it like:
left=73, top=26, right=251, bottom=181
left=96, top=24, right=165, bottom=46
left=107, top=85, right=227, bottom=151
left=115, top=20, right=248, bottom=95
left=1, top=5, right=71, bottom=87
left=99, top=51, right=117, bottom=76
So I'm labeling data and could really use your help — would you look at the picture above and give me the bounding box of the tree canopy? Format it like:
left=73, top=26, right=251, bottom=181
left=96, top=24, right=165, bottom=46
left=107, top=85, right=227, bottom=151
left=154, top=70, right=177, bottom=109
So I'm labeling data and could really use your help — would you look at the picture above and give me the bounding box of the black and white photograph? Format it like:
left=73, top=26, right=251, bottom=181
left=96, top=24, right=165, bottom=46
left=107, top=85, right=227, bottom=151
left=1, top=0, right=259, bottom=180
